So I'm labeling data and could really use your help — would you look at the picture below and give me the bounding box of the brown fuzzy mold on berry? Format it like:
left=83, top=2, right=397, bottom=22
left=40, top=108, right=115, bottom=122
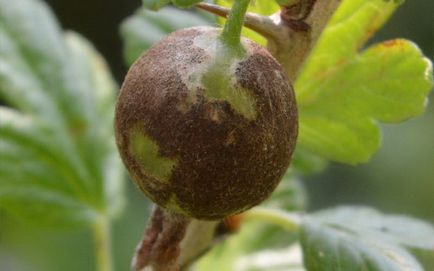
left=115, top=26, right=298, bottom=220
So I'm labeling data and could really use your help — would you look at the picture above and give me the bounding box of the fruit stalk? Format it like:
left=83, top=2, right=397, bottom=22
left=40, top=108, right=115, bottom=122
left=132, top=207, right=191, bottom=271
left=219, top=0, right=251, bottom=51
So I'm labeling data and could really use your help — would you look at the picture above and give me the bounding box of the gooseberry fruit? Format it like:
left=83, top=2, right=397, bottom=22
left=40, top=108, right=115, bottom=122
left=114, top=26, right=298, bottom=220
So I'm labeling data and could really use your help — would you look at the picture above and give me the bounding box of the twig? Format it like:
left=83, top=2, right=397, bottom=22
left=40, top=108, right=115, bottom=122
left=179, top=220, right=220, bottom=269
left=196, top=3, right=282, bottom=42
left=274, top=0, right=341, bottom=79
left=197, top=0, right=341, bottom=81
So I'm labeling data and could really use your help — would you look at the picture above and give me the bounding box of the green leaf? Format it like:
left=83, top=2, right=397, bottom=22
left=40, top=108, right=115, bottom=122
left=120, top=6, right=212, bottom=65
left=0, top=0, right=124, bottom=227
left=300, top=207, right=434, bottom=271
left=295, top=0, right=434, bottom=164
left=216, top=0, right=280, bottom=45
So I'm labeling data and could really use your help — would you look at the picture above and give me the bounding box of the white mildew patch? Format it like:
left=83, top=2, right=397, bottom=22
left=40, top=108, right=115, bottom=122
left=193, top=28, right=258, bottom=120
left=174, top=27, right=219, bottom=112
left=172, top=27, right=258, bottom=120
left=191, top=27, right=220, bottom=53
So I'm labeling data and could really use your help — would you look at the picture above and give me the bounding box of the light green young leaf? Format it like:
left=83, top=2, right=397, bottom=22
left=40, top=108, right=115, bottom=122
left=0, top=0, right=123, bottom=227
left=295, top=0, right=433, bottom=164
left=275, top=0, right=298, bottom=5
left=300, top=207, right=434, bottom=271
left=217, top=0, right=279, bottom=15
left=120, top=6, right=212, bottom=65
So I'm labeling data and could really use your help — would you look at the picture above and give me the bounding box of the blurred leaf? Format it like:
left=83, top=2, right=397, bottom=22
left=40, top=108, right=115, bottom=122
left=142, top=0, right=203, bottom=10
left=300, top=206, right=434, bottom=271
left=291, top=147, right=328, bottom=175
left=120, top=6, right=212, bottom=65
left=215, top=0, right=280, bottom=45
left=196, top=180, right=305, bottom=271
left=0, top=0, right=123, bottom=227
left=195, top=220, right=300, bottom=271
left=233, top=245, right=305, bottom=271
left=266, top=176, right=307, bottom=212
left=201, top=244, right=305, bottom=271
left=142, top=0, right=171, bottom=10
left=172, top=0, right=203, bottom=8
left=295, top=0, right=433, bottom=164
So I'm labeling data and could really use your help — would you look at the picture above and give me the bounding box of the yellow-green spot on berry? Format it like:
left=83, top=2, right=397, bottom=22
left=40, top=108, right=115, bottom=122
left=115, top=26, right=298, bottom=220
left=202, top=59, right=257, bottom=120
left=128, top=127, right=177, bottom=183
left=164, top=194, right=189, bottom=216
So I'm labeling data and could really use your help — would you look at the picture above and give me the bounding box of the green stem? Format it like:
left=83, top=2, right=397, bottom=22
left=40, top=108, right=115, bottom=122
left=93, top=215, right=114, bottom=271
left=244, top=207, right=302, bottom=232
left=220, top=0, right=251, bottom=50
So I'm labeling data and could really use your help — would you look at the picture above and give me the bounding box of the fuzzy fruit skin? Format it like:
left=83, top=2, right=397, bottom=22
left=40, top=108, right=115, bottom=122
left=115, top=26, right=298, bottom=220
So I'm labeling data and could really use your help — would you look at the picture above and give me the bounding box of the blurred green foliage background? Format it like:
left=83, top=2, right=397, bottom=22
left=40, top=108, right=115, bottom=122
left=0, top=0, right=433, bottom=270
